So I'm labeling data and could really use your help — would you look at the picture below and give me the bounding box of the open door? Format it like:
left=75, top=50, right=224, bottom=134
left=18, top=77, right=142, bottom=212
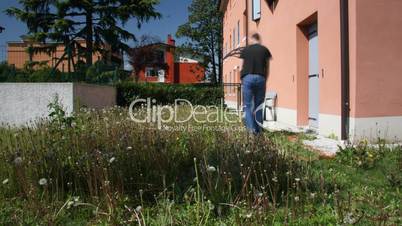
left=308, top=23, right=319, bottom=129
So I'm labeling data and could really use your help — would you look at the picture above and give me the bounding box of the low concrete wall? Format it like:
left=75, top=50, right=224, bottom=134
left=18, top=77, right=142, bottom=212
left=73, top=83, right=116, bottom=110
left=0, top=83, right=116, bottom=126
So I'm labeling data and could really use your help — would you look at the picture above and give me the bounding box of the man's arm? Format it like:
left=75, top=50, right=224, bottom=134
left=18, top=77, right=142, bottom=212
left=223, top=47, right=245, bottom=60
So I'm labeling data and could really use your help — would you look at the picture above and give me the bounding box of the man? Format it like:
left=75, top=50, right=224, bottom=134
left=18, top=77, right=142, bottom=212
left=240, top=33, right=271, bottom=134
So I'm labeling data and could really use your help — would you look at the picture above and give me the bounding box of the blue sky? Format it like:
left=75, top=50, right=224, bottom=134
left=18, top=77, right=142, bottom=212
left=0, top=0, right=191, bottom=62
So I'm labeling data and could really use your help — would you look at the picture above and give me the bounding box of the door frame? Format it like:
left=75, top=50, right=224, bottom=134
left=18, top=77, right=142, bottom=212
left=296, top=12, right=318, bottom=128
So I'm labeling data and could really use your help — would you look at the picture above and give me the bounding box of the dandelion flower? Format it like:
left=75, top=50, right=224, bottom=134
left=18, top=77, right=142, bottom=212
left=38, top=178, right=48, bottom=186
left=2, top=179, right=9, bottom=185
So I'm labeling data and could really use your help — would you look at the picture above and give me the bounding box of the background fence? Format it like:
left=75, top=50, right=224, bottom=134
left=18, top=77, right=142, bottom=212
left=223, top=83, right=242, bottom=112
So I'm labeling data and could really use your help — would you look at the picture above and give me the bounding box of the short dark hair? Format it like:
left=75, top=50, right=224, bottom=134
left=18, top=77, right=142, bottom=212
left=251, top=33, right=261, bottom=41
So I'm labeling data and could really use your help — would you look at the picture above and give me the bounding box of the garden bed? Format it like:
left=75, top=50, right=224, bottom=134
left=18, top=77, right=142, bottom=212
left=0, top=106, right=400, bottom=225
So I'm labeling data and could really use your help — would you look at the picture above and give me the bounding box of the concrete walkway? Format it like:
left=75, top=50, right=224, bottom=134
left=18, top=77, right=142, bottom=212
left=263, top=121, right=344, bottom=157
left=302, top=136, right=345, bottom=157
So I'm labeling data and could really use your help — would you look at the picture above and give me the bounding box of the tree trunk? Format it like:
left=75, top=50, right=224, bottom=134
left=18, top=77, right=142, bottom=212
left=217, top=34, right=223, bottom=84
left=210, top=33, right=217, bottom=84
left=85, top=3, right=93, bottom=66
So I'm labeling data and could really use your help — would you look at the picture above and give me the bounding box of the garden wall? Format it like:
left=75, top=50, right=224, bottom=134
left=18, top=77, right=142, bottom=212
left=0, top=83, right=116, bottom=126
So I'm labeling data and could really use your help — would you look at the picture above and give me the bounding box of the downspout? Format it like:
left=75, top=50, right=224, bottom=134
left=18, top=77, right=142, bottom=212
left=245, top=0, right=249, bottom=46
left=340, top=0, right=350, bottom=140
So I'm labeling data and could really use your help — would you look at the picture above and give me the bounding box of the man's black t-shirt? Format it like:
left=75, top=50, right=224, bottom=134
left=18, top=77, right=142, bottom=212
left=240, top=44, right=271, bottom=78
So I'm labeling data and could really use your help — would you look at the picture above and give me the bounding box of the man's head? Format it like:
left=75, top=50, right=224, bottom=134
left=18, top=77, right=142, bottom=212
left=250, top=33, right=261, bottom=44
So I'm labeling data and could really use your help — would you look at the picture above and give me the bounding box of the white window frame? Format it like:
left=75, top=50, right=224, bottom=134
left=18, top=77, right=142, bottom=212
left=237, top=20, right=240, bottom=45
left=252, top=0, right=261, bottom=21
left=145, top=67, right=157, bottom=77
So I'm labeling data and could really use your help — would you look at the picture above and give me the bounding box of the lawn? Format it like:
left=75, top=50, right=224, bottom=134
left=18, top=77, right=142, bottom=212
left=0, top=103, right=400, bottom=225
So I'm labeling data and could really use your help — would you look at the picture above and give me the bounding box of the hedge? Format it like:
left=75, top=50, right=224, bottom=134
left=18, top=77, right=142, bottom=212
left=116, top=82, right=224, bottom=106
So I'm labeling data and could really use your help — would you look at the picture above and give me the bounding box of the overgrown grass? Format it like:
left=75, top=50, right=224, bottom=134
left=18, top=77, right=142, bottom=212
left=0, top=105, right=400, bottom=225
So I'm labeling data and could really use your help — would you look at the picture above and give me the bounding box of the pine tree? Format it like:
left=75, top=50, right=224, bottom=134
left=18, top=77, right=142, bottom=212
left=176, top=0, right=223, bottom=84
left=6, top=0, right=160, bottom=70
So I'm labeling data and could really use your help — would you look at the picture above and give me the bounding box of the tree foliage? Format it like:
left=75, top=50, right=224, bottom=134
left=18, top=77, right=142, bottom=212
left=128, top=34, right=167, bottom=82
left=6, top=0, right=161, bottom=71
left=176, top=0, right=222, bottom=84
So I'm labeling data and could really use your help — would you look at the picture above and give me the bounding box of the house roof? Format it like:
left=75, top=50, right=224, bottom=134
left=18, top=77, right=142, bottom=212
left=131, top=42, right=175, bottom=50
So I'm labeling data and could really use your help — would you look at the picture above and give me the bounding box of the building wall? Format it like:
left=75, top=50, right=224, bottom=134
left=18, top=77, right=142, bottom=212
left=222, top=0, right=344, bottom=137
left=174, top=62, right=205, bottom=84
left=7, top=41, right=104, bottom=72
left=348, top=0, right=402, bottom=141
left=222, top=0, right=402, bottom=141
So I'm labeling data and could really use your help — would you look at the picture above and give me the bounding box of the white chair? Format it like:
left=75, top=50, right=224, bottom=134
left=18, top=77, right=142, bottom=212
left=264, top=91, right=277, bottom=121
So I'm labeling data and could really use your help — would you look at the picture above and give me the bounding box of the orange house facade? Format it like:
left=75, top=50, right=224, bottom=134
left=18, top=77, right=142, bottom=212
left=7, top=39, right=122, bottom=72
left=135, top=35, right=205, bottom=84
left=220, top=0, right=402, bottom=141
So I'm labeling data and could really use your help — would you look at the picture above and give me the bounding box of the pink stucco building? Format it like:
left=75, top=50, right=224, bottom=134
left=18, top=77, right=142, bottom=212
left=220, top=0, right=402, bottom=141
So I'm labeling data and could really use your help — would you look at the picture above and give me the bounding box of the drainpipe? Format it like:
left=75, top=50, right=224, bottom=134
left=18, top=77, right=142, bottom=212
left=340, top=0, right=350, bottom=140
left=245, top=0, right=249, bottom=46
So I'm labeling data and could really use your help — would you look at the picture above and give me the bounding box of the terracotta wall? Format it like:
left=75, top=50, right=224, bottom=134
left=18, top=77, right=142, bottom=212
left=223, top=0, right=344, bottom=126
left=7, top=41, right=102, bottom=72
left=174, top=62, right=205, bottom=84
left=351, top=0, right=402, bottom=118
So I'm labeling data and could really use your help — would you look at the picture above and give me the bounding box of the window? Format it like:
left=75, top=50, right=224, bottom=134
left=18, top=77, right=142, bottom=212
left=229, top=34, right=232, bottom=50
left=237, top=20, right=240, bottom=45
left=252, top=0, right=261, bottom=21
left=233, top=29, right=235, bottom=48
left=145, top=67, right=158, bottom=77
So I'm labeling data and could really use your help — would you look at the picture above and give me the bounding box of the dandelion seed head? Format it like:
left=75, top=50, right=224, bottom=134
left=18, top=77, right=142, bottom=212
left=38, top=178, right=47, bottom=186
left=109, top=157, right=116, bottom=163
left=207, top=166, right=216, bottom=173
left=14, top=157, right=23, bottom=165
left=2, top=179, right=9, bottom=185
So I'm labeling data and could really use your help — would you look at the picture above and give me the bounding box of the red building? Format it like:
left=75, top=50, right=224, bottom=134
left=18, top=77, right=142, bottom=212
left=133, top=35, right=205, bottom=84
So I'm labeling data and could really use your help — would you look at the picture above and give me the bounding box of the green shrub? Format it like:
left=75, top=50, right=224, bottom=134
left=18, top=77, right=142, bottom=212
left=0, top=62, right=18, bottom=82
left=85, top=60, right=128, bottom=84
left=336, top=139, right=386, bottom=169
left=0, top=61, right=127, bottom=84
left=116, top=82, right=224, bottom=106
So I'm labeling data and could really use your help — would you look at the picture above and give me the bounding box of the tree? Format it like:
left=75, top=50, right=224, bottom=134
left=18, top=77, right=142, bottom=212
left=6, top=0, right=161, bottom=70
left=176, top=0, right=223, bottom=84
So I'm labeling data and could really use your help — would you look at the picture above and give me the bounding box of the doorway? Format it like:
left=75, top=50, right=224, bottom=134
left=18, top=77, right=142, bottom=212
left=308, top=23, right=319, bottom=129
